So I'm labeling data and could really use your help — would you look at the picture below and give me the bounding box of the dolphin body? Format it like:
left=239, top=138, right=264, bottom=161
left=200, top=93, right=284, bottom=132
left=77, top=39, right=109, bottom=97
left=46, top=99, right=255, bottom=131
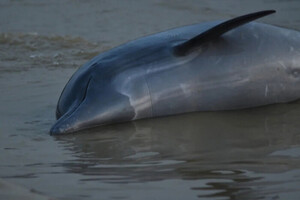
left=50, top=10, right=300, bottom=135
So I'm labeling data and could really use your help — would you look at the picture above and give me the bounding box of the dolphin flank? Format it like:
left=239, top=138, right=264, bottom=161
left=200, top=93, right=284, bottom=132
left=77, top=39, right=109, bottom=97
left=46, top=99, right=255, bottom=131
left=50, top=10, right=300, bottom=135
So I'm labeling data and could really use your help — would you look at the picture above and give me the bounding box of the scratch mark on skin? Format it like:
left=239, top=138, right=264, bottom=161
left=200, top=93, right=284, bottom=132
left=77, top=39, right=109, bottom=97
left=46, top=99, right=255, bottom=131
left=265, top=84, right=269, bottom=97
left=278, top=61, right=286, bottom=69
left=215, top=58, right=222, bottom=65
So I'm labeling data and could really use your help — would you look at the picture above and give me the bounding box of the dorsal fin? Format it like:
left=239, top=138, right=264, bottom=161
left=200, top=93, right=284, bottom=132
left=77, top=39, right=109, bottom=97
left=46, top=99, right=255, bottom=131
left=173, top=10, right=276, bottom=56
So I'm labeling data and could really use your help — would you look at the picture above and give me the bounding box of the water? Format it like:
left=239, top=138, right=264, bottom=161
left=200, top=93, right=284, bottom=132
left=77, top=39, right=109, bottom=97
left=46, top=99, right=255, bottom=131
left=1, top=1, right=300, bottom=199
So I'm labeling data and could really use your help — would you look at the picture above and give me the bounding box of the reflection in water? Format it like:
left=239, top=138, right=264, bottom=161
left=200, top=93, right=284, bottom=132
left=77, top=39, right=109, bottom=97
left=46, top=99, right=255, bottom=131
left=1, top=1, right=300, bottom=199
left=56, top=103, right=300, bottom=199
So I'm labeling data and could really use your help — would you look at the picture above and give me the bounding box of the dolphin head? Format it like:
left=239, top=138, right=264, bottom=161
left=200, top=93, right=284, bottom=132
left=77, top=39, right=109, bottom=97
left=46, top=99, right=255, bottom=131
left=50, top=64, right=136, bottom=135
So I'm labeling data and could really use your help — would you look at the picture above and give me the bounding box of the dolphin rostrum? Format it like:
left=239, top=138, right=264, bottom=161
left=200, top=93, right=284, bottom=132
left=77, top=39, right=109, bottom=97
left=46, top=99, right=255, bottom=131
left=50, top=10, right=300, bottom=135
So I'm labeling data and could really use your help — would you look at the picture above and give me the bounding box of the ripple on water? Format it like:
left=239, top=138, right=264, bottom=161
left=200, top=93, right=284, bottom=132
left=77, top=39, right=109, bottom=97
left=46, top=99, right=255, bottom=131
left=1, top=2, right=300, bottom=199
left=0, top=32, right=109, bottom=73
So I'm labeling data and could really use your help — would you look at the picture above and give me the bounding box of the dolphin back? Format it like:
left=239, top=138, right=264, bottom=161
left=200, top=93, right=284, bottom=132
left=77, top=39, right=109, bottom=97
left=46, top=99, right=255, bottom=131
left=50, top=10, right=300, bottom=135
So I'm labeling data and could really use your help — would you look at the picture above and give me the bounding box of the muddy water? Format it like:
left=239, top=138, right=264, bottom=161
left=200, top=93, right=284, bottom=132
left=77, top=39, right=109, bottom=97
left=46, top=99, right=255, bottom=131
left=1, top=1, right=300, bottom=200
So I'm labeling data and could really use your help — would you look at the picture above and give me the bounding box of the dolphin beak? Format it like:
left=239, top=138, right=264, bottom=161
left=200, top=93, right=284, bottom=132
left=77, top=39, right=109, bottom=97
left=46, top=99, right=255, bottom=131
left=49, top=124, right=64, bottom=135
left=50, top=122, right=69, bottom=135
left=50, top=98, right=89, bottom=135
left=50, top=77, right=94, bottom=135
left=50, top=108, right=92, bottom=135
left=50, top=78, right=136, bottom=135
left=50, top=114, right=77, bottom=135
left=50, top=99, right=92, bottom=135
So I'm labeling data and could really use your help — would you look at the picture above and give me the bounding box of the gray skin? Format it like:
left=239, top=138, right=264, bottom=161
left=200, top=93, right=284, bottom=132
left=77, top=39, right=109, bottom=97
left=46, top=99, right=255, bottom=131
left=50, top=21, right=300, bottom=135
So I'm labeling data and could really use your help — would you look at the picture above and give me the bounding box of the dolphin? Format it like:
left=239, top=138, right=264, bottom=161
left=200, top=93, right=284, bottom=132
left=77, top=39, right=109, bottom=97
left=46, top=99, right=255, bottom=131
left=50, top=10, right=300, bottom=135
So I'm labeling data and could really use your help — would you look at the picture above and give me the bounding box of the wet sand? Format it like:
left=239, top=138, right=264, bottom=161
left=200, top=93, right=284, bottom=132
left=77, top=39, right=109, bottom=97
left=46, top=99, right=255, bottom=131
left=1, top=1, right=300, bottom=199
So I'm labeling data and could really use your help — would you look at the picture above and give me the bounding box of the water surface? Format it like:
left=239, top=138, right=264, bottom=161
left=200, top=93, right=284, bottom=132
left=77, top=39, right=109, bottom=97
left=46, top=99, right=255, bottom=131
left=0, top=1, right=300, bottom=199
